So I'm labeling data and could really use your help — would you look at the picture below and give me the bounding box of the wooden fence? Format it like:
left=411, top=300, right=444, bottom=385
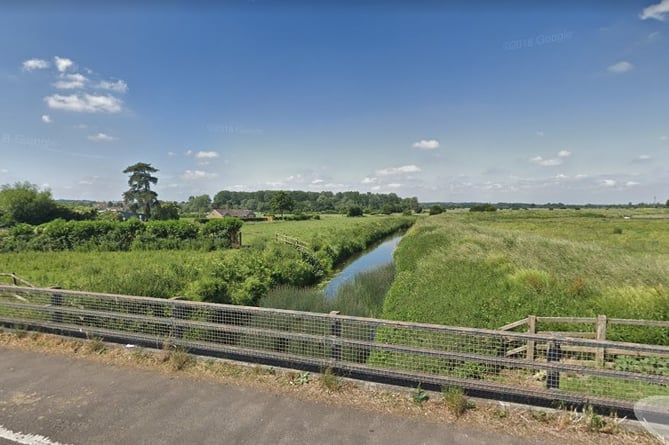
left=500, top=315, right=669, bottom=367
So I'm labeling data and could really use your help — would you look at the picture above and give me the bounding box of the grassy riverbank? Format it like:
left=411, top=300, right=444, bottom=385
left=0, top=215, right=414, bottom=306
left=382, top=209, right=669, bottom=343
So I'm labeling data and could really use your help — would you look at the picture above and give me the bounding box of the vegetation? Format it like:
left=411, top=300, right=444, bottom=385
left=260, top=262, right=395, bottom=317
left=0, top=182, right=93, bottom=226
left=0, top=215, right=413, bottom=306
left=122, top=162, right=159, bottom=220
left=382, top=209, right=669, bottom=343
left=269, top=191, right=295, bottom=217
left=0, top=217, right=243, bottom=252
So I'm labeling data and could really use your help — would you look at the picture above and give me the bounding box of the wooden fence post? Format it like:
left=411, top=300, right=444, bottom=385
left=50, top=286, right=63, bottom=324
left=596, top=314, right=607, bottom=368
left=527, top=315, right=536, bottom=361
left=330, top=311, right=342, bottom=362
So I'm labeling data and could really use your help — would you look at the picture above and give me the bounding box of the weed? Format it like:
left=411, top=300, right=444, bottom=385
left=13, top=325, right=28, bottom=339
left=85, top=336, right=107, bottom=354
left=319, top=367, right=342, bottom=392
left=168, top=346, right=194, bottom=371
left=293, top=371, right=311, bottom=385
left=412, top=383, right=429, bottom=405
left=442, top=386, right=472, bottom=418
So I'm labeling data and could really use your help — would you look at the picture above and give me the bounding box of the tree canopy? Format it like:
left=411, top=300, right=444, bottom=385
left=0, top=182, right=60, bottom=226
left=123, top=162, right=159, bottom=220
left=269, top=191, right=295, bottom=217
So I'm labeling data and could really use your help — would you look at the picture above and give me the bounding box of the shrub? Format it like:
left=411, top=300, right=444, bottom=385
left=429, top=205, right=444, bottom=215
left=347, top=206, right=363, bottom=217
left=469, top=204, right=497, bottom=212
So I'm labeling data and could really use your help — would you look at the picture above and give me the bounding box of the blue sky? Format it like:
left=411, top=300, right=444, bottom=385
left=1, top=1, right=668, bottom=204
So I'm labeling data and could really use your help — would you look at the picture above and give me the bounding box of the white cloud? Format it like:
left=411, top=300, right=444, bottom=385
left=167, top=151, right=177, bottom=157
left=376, top=165, right=421, bottom=176
left=640, top=0, right=669, bottom=21
left=87, top=132, right=116, bottom=142
left=607, top=61, right=634, bottom=73
left=536, top=130, right=545, bottom=137
left=97, top=80, right=128, bottom=93
left=54, top=56, right=74, bottom=73
left=531, top=150, right=572, bottom=167
left=44, top=93, right=122, bottom=113
left=530, top=156, right=562, bottom=166
left=601, top=179, right=617, bottom=187
left=195, top=151, right=219, bottom=159
left=53, top=73, right=88, bottom=90
left=386, top=183, right=402, bottom=188
left=638, top=154, right=652, bottom=160
left=1, top=169, right=8, bottom=174
left=412, top=139, right=440, bottom=150
left=661, top=136, right=668, bottom=141
left=626, top=181, right=640, bottom=187
left=361, top=177, right=377, bottom=184
left=181, top=170, right=217, bottom=180
left=41, top=114, right=52, bottom=124
left=22, top=58, right=50, bottom=71
left=311, top=179, right=325, bottom=184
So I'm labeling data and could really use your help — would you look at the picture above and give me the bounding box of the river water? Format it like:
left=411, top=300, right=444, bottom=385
left=323, top=235, right=403, bottom=299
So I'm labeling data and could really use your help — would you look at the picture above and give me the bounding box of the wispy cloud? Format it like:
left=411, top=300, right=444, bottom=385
left=53, top=73, right=88, bottom=90
left=181, top=170, right=218, bottom=180
left=361, top=177, right=377, bottom=184
left=22, top=58, right=50, bottom=71
left=54, top=56, right=74, bottom=73
left=607, top=61, right=634, bottom=73
left=194, top=150, right=219, bottom=159
left=97, top=80, right=128, bottom=93
left=87, top=132, right=116, bottom=142
left=45, top=94, right=122, bottom=113
left=536, top=130, right=544, bottom=137
left=640, top=0, right=669, bottom=21
left=412, top=139, right=440, bottom=150
left=376, top=165, right=421, bottom=176
left=530, top=150, right=571, bottom=167
left=41, top=114, right=52, bottom=124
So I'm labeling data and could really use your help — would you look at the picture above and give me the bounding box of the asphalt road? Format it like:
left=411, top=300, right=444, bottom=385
left=0, top=348, right=549, bottom=445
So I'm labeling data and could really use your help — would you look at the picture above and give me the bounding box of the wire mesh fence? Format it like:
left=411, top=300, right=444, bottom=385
left=2, top=284, right=669, bottom=413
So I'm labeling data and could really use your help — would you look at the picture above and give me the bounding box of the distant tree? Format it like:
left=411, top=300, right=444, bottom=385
left=0, top=182, right=60, bottom=225
left=347, top=205, right=363, bottom=217
left=666, top=199, right=669, bottom=208
left=153, top=201, right=180, bottom=220
left=469, top=204, right=497, bottom=212
left=429, top=205, right=444, bottom=215
left=269, top=191, right=295, bottom=217
left=183, top=194, right=212, bottom=214
left=122, top=162, right=159, bottom=220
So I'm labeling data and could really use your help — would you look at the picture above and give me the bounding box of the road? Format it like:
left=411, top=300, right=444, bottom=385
left=0, top=348, right=551, bottom=445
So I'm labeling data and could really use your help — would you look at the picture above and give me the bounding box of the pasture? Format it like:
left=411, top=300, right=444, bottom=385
left=382, top=208, right=669, bottom=343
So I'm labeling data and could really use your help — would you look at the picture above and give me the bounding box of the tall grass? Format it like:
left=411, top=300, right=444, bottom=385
left=260, top=263, right=395, bottom=317
left=382, top=210, right=669, bottom=343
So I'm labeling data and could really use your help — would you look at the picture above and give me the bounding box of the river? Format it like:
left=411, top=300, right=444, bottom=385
left=323, top=234, right=403, bottom=299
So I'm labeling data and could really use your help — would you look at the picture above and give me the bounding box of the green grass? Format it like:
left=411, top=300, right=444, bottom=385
left=382, top=209, right=669, bottom=342
left=0, top=215, right=413, bottom=306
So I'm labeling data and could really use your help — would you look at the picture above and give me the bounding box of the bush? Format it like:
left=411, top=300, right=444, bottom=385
left=469, top=204, right=497, bottom=212
left=429, top=205, right=444, bottom=215
left=347, top=206, right=363, bottom=217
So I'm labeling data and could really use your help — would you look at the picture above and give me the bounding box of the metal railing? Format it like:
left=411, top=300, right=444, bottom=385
left=2, top=285, right=669, bottom=415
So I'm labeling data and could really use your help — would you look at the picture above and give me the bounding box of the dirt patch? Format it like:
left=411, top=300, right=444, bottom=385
left=0, top=330, right=661, bottom=445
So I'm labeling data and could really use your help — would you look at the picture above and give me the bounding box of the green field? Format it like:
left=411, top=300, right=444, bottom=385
left=382, top=209, right=669, bottom=342
left=0, top=215, right=414, bottom=306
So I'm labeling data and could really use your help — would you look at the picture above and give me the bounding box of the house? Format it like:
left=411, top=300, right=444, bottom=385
left=207, top=209, right=256, bottom=220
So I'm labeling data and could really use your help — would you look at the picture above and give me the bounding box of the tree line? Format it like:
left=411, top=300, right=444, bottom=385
left=182, top=190, right=420, bottom=215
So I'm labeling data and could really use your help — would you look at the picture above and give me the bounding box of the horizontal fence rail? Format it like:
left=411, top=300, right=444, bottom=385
left=2, top=285, right=669, bottom=415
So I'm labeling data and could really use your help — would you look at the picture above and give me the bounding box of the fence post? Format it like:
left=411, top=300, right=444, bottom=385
left=595, top=314, right=607, bottom=368
left=50, top=286, right=63, bottom=324
left=330, top=311, right=341, bottom=362
left=527, top=315, right=536, bottom=361
left=546, top=337, right=562, bottom=390
left=173, top=302, right=185, bottom=339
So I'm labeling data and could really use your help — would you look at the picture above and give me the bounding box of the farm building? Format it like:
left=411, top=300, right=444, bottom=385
left=208, top=209, right=256, bottom=220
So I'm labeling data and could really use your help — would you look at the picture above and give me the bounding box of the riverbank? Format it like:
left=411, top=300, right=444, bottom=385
left=381, top=209, right=669, bottom=344
left=0, top=215, right=414, bottom=307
